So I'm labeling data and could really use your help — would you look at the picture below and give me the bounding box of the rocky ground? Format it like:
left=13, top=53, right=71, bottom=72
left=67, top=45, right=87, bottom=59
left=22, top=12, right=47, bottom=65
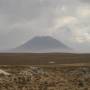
left=0, top=65, right=90, bottom=90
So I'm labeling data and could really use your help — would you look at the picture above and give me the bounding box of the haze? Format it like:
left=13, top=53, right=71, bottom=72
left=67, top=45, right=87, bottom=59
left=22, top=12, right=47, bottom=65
left=0, top=0, right=90, bottom=52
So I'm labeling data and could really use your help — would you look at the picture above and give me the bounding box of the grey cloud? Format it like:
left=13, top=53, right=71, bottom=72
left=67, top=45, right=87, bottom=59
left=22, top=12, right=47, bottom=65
left=0, top=0, right=42, bottom=20
left=0, top=0, right=90, bottom=51
left=79, top=0, right=90, bottom=3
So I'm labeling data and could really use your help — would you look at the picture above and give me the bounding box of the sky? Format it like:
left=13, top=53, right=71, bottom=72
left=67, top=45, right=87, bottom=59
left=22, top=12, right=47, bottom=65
left=0, top=0, right=90, bottom=52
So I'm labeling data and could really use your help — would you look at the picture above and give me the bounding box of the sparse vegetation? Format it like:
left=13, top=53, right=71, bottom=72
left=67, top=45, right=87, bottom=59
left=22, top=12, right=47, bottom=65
left=0, top=65, right=90, bottom=90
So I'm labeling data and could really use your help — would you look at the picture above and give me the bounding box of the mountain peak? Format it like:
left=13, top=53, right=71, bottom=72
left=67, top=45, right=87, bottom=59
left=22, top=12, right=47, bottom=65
left=14, top=36, right=71, bottom=52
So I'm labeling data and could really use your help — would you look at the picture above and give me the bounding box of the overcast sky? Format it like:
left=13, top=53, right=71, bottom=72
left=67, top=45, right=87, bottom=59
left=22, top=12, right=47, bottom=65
left=0, top=0, right=90, bottom=52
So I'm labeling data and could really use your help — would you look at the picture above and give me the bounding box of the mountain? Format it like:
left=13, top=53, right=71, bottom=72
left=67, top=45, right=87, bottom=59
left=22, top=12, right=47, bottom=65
left=13, top=36, right=71, bottom=53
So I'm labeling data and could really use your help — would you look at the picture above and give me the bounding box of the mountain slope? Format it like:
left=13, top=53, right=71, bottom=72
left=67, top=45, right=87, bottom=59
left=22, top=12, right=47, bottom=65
left=13, top=36, right=71, bottom=52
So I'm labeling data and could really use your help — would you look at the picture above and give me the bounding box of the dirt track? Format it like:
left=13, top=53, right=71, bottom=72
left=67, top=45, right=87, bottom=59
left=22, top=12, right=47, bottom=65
left=0, top=53, right=89, bottom=65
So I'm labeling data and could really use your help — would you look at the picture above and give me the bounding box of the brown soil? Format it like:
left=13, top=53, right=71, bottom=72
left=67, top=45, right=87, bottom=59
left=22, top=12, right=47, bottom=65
left=0, top=53, right=89, bottom=65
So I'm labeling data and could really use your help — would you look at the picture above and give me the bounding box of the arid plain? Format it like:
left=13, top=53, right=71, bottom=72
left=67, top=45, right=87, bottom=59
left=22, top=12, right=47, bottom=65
left=0, top=53, right=89, bottom=90
left=0, top=53, right=90, bottom=65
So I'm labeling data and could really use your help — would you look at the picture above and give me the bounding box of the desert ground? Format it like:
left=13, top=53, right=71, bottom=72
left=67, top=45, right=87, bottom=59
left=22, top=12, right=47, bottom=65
left=0, top=65, right=90, bottom=90
left=0, top=53, right=90, bottom=90
left=0, top=53, right=90, bottom=65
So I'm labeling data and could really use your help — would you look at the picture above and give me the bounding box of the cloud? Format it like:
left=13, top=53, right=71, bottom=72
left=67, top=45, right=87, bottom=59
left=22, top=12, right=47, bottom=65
left=52, top=3, right=90, bottom=44
left=77, top=6, right=90, bottom=17
left=50, top=16, right=78, bottom=33
left=79, top=0, right=90, bottom=3
left=0, top=0, right=90, bottom=50
left=72, top=28, right=90, bottom=43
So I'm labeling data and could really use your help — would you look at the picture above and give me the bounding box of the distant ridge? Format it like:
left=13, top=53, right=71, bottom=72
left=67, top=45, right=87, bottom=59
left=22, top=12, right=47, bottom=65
left=12, top=36, right=71, bottom=52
